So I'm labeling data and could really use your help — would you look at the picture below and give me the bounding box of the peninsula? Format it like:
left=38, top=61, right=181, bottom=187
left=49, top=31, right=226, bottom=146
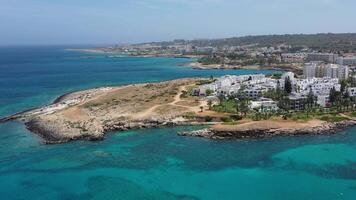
left=2, top=70, right=356, bottom=144
left=1, top=79, right=210, bottom=143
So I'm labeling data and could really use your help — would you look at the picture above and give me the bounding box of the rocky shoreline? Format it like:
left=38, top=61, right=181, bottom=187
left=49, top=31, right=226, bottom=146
left=178, top=120, right=356, bottom=140
left=25, top=117, right=216, bottom=144
left=0, top=78, right=213, bottom=144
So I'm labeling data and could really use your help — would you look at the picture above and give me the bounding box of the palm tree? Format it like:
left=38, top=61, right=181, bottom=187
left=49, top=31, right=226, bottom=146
left=207, top=100, right=213, bottom=110
left=239, top=100, right=249, bottom=117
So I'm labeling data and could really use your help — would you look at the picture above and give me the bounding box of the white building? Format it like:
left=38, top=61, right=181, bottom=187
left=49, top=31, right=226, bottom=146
left=198, top=73, right=346, bottom=109
left=244, top=87, right=265, bottom=99
left=326, top=64, right=339, bottom=78
left=295, top=78, right=340, bottom=96
left=304, top=63, right=349, bottom=80
left=336, top=57, right=356, bottom=66
left=339, top=65, right=349, bottom=80
left=198, top=84, right=217, bottom=96
left=281, top=53, right=306, bottom=63
left=317, top=95, right=330, bottom=107
left=303, top=63, right=317, bottom=79
left=348, top=87, right=356, bottom=97
left=325, top=64, right=349, bottom=80
left=307, top=53, right=338, bottom=63
left=249, top=98, right=279, bottom=112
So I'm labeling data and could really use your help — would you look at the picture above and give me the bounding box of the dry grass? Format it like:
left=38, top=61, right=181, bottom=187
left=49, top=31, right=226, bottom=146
left=57, top=78, right=205, bottom=122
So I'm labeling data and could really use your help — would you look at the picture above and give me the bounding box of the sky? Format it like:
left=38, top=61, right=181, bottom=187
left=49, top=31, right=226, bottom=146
left=1, top=0, right=356, bottom=45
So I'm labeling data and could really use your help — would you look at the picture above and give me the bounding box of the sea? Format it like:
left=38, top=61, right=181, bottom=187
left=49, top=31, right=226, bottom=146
left=0, top=46, right=355, bottom=200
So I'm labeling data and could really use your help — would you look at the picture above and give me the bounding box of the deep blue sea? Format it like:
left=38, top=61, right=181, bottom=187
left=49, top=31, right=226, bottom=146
left=0, top=46, right=356, bottom=200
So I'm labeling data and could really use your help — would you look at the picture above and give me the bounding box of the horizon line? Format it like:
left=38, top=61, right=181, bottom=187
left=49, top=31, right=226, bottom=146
left=1, top=32, right=356, bottom=47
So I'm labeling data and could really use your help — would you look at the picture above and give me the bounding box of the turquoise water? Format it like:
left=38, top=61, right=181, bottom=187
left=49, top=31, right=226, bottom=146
left=0, top=46, right=356, bottom=199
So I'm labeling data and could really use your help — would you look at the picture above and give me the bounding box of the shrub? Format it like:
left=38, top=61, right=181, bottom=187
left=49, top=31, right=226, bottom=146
left=204, top=116, right=213, bottom=122
left=221, top=117, right=233, bottom=122
left=231, top=115, right=243, bottom=121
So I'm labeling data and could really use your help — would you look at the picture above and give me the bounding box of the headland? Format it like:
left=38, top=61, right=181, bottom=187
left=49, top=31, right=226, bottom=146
left=1, top=75, right=356, bottom=144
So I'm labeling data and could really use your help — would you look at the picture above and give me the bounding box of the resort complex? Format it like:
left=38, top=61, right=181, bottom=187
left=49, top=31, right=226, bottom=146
left=197, top=62, right=355, bottom=113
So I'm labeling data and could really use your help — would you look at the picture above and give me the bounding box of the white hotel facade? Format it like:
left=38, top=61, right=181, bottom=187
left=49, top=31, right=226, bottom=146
left=303, top=63, right=349, bottom=80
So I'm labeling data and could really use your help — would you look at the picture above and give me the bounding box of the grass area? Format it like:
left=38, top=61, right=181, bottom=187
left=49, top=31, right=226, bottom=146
left=195, top=79, right=215, bottom=85
left=221, top=115, right=243, bottom=123
left=290, top=113, right=314, bottom=122
left=222, top=121, right=245, bottom=125
left=212, top=99, right=237, bottom=114
left=317, top=114, right=349, bottom=123
left=348, top=112, right=356, bottom=118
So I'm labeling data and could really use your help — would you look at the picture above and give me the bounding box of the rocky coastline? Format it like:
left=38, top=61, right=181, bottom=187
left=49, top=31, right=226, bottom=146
left=178, top=120, right=356, bottom=140
left=187, top=62, right=302, bottom=74
left=0, top=78, right=213, bottom=144
left=1, top=77, right=355, bottom=145
left=25, top=117, right=212, bottom=144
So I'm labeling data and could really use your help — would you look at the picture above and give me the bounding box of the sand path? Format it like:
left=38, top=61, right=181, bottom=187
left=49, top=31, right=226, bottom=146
left=133, top=85, right=206, bottom=119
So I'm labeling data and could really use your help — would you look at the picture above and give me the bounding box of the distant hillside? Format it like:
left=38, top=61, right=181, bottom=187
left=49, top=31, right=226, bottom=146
left=146, top=33, right=356, bottom=51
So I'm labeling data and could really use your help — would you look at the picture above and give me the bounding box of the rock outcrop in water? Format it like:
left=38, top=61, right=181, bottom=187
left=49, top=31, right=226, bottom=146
left=178, top=120, right=356, bottom=140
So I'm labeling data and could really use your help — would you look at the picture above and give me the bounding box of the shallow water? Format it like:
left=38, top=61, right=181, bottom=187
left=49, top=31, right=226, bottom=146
left=0, top=46, right=355, bottom=199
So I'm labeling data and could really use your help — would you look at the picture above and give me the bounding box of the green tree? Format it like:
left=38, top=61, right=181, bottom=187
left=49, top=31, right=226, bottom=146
left=307, top=89, right=315, bottom=108
left=206, top=89, right=214, bottom=96
left=329, top=87, right=337, bottom=104
left=284, top=77, right=292, bottom=94
left=329, top=87, right=340, bottom=106
left=207, top=100, right=213, bottom=110
left=239, top=100, right=249, bottom=116
left=340, top=79, right=347, bottom=93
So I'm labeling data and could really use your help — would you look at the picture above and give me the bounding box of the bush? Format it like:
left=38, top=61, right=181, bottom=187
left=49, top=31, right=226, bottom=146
left=204, top=116, right=213, bottom=122
left=196, top=79, right=214, bottom=85
left=180, top=90, right=188, bottom=98
left=231, top=115, right=243, bottom=121
left=221, top=117, right=233, bottom=122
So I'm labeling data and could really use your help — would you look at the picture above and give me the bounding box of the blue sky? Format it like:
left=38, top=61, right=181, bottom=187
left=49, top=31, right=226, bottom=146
left=1, top=0, right=356, bottom=45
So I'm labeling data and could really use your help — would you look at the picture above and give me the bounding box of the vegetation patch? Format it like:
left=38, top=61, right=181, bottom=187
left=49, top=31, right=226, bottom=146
left=212, top=99, right=238, bottom=114
left=196, top=79, right=215, bottom=85
left=204, top=116, right=213, bottom=122
left=348, top=112, right=356, bottom=118
left=290, top=112, right=314, bottom=122
left=317, top=114, right=348, bottom=123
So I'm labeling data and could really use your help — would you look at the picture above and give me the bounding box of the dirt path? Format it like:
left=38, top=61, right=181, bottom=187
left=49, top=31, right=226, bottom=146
left=132, top=105, right=162, bottom=119
left=133, top=85, right=206, bottom=119
left=169, top=85, right=207, bottom=112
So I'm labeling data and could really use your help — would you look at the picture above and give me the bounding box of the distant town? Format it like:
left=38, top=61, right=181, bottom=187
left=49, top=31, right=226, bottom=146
left=85, top=33, right=356, bottom=74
